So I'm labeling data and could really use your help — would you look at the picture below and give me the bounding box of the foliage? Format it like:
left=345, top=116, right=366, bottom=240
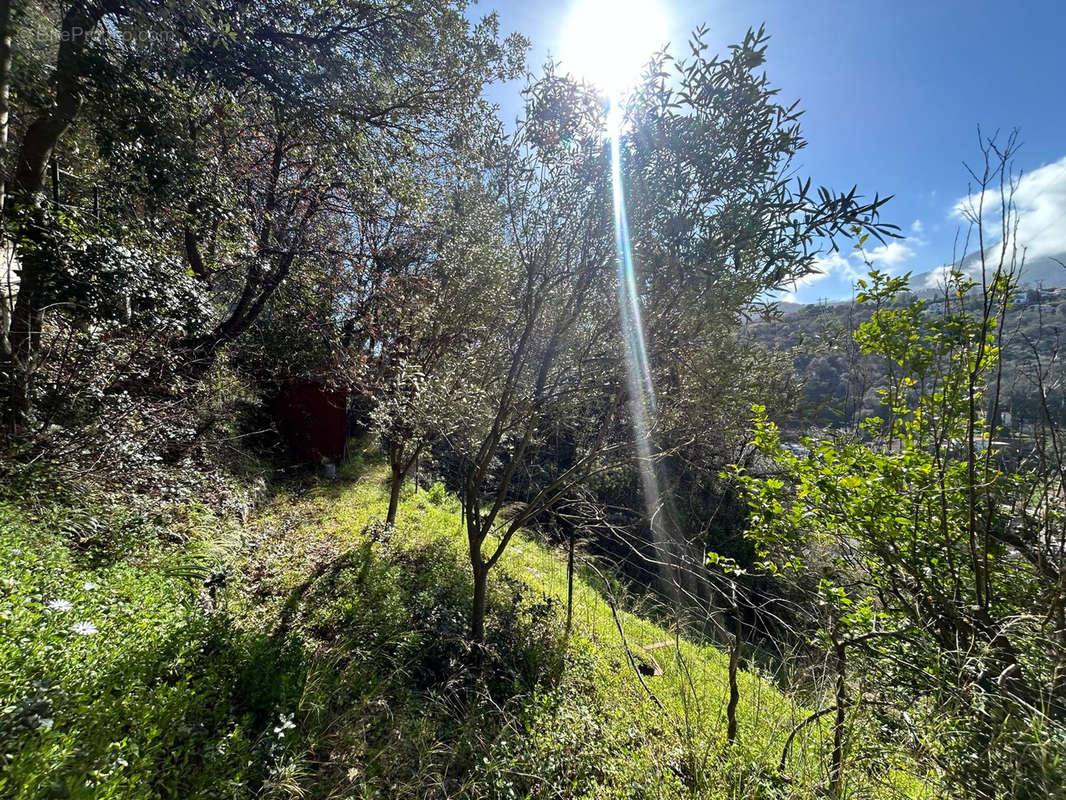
left=228, top=457, right=932, bottom=798
left=0, top=503, right=307, bottom=799
left=738, top=266, right=1066, bottom=798
left=751, top=282, right=1066, bottom=432
left=1, top=0, right=524, bottom=450
left=3, top=4, right=1028, bottom=797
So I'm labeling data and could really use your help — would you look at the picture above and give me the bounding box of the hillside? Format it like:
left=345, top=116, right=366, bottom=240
left=752, top=284, right=1066, bottom=430
left=0, top=451, right=933, bottom=799
left=911, top=252, right=1066, bottom=293
left=4, top=2, right=1066, bottom=797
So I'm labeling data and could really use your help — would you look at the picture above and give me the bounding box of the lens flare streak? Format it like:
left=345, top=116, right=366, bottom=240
left=608, top=102, right=673, bottom=589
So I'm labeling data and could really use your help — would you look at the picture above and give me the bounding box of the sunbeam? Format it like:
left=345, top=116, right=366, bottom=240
left=607, top=99, right=675, bottom=595
left=559, top=0, right=675, bottom=592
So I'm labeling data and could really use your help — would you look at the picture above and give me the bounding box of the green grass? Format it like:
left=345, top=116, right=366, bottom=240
left=0, top=503, right=307, bottom=799
left=0, top=449, right=938, bottom=798
left=227, top=451, right=936, bottom=799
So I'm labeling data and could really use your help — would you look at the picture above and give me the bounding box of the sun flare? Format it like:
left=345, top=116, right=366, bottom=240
left=559, top=0, right=669, bottom=97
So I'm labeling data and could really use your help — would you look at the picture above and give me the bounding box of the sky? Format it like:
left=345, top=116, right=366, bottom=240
left=471, top=0, right=1066, bottom=303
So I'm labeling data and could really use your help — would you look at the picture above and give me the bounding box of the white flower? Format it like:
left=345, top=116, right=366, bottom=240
left=11, top=548, right=22, bottom=556
left=71, top=621, right=98, bottom=636
left=36, top=717, right=54, bottom=731
left=82, top=582, right=98, bottom=591
left=46, top=599, right=73, bottom=612
left=273, top=712, right=296, bottom=737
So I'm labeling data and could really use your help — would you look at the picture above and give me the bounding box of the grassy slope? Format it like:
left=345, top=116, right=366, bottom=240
left=0, top=452, right=934, bottom=799
left=229, top=452, right=932, bottom=799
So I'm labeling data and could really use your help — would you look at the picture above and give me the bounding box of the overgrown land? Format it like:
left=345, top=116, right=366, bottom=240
left=1, top=450, right=933, bottom=798
left=2, top=2, right=1065, bottom=799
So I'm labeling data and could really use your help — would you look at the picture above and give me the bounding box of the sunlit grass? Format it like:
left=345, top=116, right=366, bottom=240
left=0, top=447, right=937, bottom=798
left=242, top=447, right=938, bottom=798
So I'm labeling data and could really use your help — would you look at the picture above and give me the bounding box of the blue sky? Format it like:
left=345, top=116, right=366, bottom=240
left=473, top=0, right=1066, bottom=302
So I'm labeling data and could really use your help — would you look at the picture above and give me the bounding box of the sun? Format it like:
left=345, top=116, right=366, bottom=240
left=559, top=0, right=670, bottom=97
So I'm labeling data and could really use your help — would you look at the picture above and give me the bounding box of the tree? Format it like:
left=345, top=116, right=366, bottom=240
left=410, top=73, right=626, bottom=643
left=368, top=216, right=503, bottom=527
left=437, top=25, right=897, bottom=645
left=737, top=136, right=1066, bottom=797
left=512, top=26, right=898, bottom=622
left=1, top=0, right=524, bottom=442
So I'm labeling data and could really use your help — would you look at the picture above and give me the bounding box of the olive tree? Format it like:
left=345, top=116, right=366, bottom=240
left=440, top=26, right=900, bottom=643
left=490, top=27, right=899, bottom=626
left=1, top=0, right=523, bottom=442
left=433, top=75, right=625, bottom=643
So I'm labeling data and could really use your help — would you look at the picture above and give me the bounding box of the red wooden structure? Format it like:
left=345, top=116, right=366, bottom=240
left=274, top=380, right=348, bottom=463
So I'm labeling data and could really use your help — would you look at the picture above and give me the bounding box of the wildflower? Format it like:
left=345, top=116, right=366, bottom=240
left=11, top=548, right=22, bottom=556
left=71, top=621, right=98, bottom=636
left=273, top=712, right=295, bottom=737
left=36, top=717, right=54, bottom=731
left=82, top=582, right=98, bottom=591
left=46, top=599, right=73, bottom=612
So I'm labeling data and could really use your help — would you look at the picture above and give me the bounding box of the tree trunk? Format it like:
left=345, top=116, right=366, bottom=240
left=829, top=637, right=847, bottom=798
left=11, top=1, right=113, bottom=202
left=4, top=1, right=112, bottom=435
left=470, top=556, right=488, bottom=644
left=386, top=461, right=402, bottom=526
left=0, top=0, right=12, bottom=215
left=727, top=611, right=742, bottom=745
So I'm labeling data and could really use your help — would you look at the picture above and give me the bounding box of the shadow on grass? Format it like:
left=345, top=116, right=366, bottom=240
left=271, top=540, right=374, bottom=640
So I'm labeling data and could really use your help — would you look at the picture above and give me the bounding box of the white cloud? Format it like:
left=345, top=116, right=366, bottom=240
left=810, top=251, right=862, bottom=285
left=952, top=154, right=1066, bottom=261
left=920, top=263, right=955, bottom=290
left=910, top=219, right=924, bottom=235
left=865, top=240, right=915, bottom=268
left=775, top=231, right=923, bottom=302
left=777, top=251, right=859, bottom=302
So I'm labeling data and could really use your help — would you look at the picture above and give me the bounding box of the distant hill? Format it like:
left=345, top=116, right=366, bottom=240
left=912, top=252, right=1066, bottom=292
left=754, top=282, right=1066, bottom=432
